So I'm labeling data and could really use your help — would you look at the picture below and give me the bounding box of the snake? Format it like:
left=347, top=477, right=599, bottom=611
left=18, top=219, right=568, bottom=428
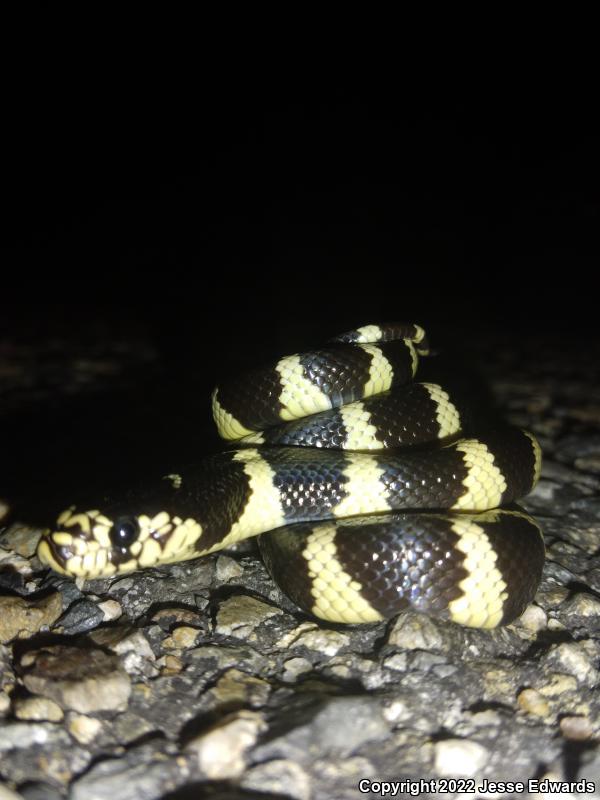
left=37, top=323, right=544, bottom=629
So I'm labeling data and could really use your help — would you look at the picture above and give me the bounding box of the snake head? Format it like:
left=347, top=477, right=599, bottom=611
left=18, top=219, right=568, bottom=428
left=38, top=506, right=202, bottom=579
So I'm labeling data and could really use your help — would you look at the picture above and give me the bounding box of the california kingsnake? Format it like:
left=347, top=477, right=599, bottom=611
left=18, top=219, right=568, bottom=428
left=38, top=323, right=544, bottom=628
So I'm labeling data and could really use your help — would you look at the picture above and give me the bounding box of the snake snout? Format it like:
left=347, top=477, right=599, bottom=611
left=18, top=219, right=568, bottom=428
left=37, top=529, right=74, bottom=575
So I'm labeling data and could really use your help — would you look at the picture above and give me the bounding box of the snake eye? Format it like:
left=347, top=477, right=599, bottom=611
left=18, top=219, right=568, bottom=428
left=109, top=517, right=140, bottom=549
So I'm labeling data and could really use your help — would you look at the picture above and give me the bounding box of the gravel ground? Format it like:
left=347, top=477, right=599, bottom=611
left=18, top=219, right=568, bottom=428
left=1, top=324, right=599, bottom=800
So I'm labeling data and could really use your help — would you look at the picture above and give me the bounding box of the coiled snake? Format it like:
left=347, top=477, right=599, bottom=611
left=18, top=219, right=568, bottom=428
left=38, top=323, right=544, bottom=628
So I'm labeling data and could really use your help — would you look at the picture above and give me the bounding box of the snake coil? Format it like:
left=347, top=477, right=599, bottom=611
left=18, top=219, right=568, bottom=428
left=38, top=323, right=544, bottom=628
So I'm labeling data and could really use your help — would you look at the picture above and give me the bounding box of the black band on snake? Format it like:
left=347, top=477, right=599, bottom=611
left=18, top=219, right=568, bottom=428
left=38, top=323, right=544, bottom=629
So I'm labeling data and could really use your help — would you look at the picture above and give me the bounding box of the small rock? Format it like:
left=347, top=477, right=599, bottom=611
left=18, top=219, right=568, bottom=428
left=434, top=739, right=489, bottom=777
left=160, top=654, right=184, bottom=675
left=21, top=645, right=131, bottom=713
left=0, top=548, right=33, bottom=577
left=278, top=623, right=349, bottom=656
left=259, top=696, right=390, bottom=758
left=468, top=710, right=503, bottom=728
left=561, top=593, right=600, bottom=618
left=282, top=657, right=313, bottom=682
left=186, top=710, right=267, bottom=780
left=162, top=625, right=200, bottom=650
left=108, top=629, right=155, bottom=661
left=57, top=598, right=104, bottom=635
left=13, top=696, right=64, bottom=722
left=382, top=699, right=411, bottom=724
left=99, top=629, right=157, bottom=678
left=241, top=759, right=311, bottom=800
left=151, top=607, right=201, bottom=628
left=383, top=653, right=409, bottom=672
left=388, top=612, right=446, bottom=651
left=68, top=714, right=103, bottom=745
left=517, top=688, right=551, bottom=718
left=559, top=715, right=593, bottom=741
left=210, top=668, right=270, bottom=708
left=538, top=673, right=578, bottom=697
left=0, top=593, right=62, bottom=643
left=215, top=595, right=282, bottom=638
left=0, top=722, right=54, bottom=752
left=541, top=643, right=598, bottom=686
left=516, top=604, right=548, bottom=632
left=0, top=523, right=40, bottom=557
left=97, top=599, right=122, bottom=621
left=215, top=555, right=244, bottom=581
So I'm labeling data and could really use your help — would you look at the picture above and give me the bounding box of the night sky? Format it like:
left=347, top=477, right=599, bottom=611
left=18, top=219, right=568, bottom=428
left=4, top=84, right=598, bottom=342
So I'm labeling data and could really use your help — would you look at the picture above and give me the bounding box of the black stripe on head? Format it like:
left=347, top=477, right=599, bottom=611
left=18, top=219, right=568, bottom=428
left=260, top=447, right=349, bottom=522
left=191, top=452, right=253, bottom=552
left=298, top=345, right=373, bottom=407
left=480, top=514, right=545, bottom=625
left=216, top=367, right=285, bottom=431
left=260, top=407, right=349, bottom=449
left=481, top=428, right=538, bottom=502
left=365, top=384, right=445, bottom=448
left=331, top=514, right=467, bottom=618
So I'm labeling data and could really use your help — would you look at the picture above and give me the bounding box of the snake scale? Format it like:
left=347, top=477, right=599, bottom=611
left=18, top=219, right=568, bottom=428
left=38, top=323, right=544, bottom=628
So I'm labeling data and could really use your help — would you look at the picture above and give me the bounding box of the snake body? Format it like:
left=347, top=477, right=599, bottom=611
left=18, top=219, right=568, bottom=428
left=38, top=323, right=544, bottom=628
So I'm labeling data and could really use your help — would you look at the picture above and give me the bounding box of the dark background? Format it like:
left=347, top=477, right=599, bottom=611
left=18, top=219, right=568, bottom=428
left=1, top=82, right=598, bottom=519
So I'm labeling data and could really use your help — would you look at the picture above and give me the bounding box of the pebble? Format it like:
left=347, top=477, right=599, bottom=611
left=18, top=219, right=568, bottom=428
left=275, top=696, right=390, bottom=756
left=383, top=653, right=409, bottom=671
left=186, top=710, right=267, bottom=779
left=160, top=654, right=184, bottom=675
left=68, top=714, right=103, bottom=745
left=282, top=657, right=313, bottom=682
left=0, top=547, right=33, bottom=576
left=21, top=645, right=131, bottom=713
left=151, top=607, right=201, bottom=628
left=241, top=759, right=312, bottom=800
left=278, top=623, right=350, bottom=656
left=517, top=688, right=551, bottom=718
left=215, top=595, right=283, bottom=637
left=0, top=722, right=54, bottom=752
left=538, top=673, right=578, bottom=697
left=57, top=598, right=104, bottom=635
left=559, top=715, right=593, bottom=741
left=434, top=739, right=489, bottom=776
left=162, top=625, right=200, bottom=650
left=13, top=696, right=64, bottom=722
left=215, top=554, right=244, bottom=581
left=0, top=524, right=40, bottom=557
left=561, top=593, right=600, bottom=618
left=97, top=599, right=122, bottom=622
left=516, top=604, right=548, bottom=632
left=387, top=612, right=446, bottom=651
left=210, top=667, right=270, bottom=708
left=541, top=642, right=599, bottom=686
left=0, top=593, right=62, bottom=643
